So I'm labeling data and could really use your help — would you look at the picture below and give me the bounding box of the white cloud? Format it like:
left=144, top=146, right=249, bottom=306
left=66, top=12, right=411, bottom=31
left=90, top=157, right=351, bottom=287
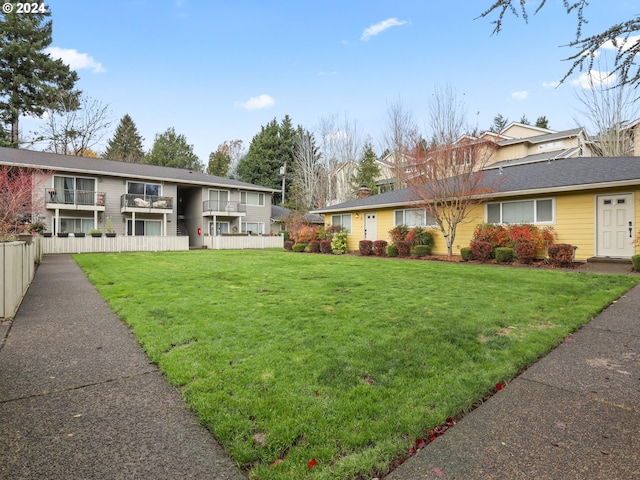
left=511, top=90, right=528, bottom=100
left=542, top=81, right=560, bottom=88
left=361, top=18, right=407, bottom=41
left=45, top=47, right=105, bottom=73
left=236, top=94, right=275, bottom=110
left=570, top=70, right=617, bottom=89
left=601, top=35, right=640, bottom=53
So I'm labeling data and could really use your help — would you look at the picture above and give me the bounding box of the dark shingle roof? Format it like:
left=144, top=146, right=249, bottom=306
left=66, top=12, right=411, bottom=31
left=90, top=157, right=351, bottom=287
left=313, top=156, right=640, bottom=213
left=498, top=128, right=584, bottom=147
left=0, top=146, right=278, bottom=192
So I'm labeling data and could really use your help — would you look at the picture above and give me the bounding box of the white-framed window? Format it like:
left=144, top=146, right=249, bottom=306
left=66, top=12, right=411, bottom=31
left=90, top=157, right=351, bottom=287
left=127, top=219, right=162, bottom=236
left=394, top=208, right=436, bottom=227
left=486, top=198, right=554, bottom=225
left=331, top=214, right=352, bottom=233
left=59, top=217, right=94, bottom=233
left=208, top=189, right=230, bottom=210
left=242, top=222, right=265, bottom=234
left=53, top=175, right=96, bottom=205
left=240, top=191, right=264, bottom=206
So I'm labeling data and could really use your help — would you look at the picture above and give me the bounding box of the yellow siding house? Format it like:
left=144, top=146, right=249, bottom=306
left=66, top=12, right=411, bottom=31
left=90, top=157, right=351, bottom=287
left=312, top=157, right=640, bottom=262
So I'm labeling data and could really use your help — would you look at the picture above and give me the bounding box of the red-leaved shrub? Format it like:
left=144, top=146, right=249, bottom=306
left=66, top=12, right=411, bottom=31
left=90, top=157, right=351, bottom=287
left=373, top=240, right=388, bottom=256
left=284, top=241, right=293, bottom=251
left=319, top=240, right=333, bottom=254
left=470, top=240, right=493, bottom=262
left=359, top=240, right=373, bottom=256
left=309, top=240, right=320, bottom=253
left=515, top=242, right=535, bottom=264
left=396, top=240, right=412, bottom=257
left=548, top=243, right=574, bottom=266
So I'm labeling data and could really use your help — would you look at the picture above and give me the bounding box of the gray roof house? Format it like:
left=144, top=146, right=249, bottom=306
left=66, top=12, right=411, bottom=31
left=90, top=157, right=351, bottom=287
left=0, top=147, right=279, bottom=247
left=312, top=156, right=640, bottom=261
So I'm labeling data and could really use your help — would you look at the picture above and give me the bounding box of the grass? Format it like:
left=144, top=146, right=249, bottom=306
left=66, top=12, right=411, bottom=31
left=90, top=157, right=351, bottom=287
left=74, top=250, right=638, bottom=479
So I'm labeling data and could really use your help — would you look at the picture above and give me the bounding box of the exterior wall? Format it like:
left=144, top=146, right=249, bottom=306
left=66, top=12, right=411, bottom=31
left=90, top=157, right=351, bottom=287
left=501, top=124, right=550, bottom=139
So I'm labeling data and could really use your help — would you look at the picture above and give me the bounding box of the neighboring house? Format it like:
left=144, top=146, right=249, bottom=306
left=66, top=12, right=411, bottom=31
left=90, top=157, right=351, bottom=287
left=312, top=156, right=640, bottom=261
left=1, top=147, right=278, bottom=247
left=270, top=205, right=324, bottom=234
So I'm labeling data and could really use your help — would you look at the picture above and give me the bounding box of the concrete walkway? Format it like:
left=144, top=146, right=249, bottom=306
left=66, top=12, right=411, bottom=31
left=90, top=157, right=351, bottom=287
left=1, top=255, right=639, bottom=479
left=0, top=255, right=244, bottom=480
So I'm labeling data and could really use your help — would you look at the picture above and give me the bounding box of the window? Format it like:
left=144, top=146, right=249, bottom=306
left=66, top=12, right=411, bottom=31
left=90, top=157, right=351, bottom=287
left=53, top=176, right=96, bottom=205
left=126, top=219, right=162, bottom=236
left=128, top=182, right=161, bottom=197
left=394, top=208, right=436, bottom=227
left=240, top=191, right=264, bottom=206
left=242, top=222, right=265, bottom=234
left=208, top=189, right=230, bottom=210
left=486, top=198, right=554, bottom=224
left=331, top=214, right=352, bottom=233
left=59, top=217, right=94, bottom=233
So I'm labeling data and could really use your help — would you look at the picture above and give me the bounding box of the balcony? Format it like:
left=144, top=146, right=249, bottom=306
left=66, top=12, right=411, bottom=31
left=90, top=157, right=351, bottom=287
left=120, top=194, right=174, bottom=213
left=202, top=200, right=246, bottom=217
left=45, top=188, right=106, bottom=211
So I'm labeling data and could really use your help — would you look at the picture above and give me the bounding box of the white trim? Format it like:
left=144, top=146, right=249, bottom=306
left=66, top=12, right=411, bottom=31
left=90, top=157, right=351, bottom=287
left=485, top=197, right=556, bottom=225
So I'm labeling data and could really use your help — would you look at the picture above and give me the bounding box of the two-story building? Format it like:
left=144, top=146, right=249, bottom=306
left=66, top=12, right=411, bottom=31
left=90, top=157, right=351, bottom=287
left=1, top=147, right=278, bottom=247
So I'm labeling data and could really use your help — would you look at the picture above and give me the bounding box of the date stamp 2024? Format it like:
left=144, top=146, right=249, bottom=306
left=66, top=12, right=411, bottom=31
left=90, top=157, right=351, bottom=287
left=2, top=2, right=47, bottom=14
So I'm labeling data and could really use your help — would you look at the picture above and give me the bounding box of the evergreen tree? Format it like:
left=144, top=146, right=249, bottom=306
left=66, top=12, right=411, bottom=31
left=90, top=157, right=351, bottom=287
left=490, top=114, right=509, bottom=133
left=519, top=114, right=530, bottom=125
left=236, top=115, right=299, bottom=199
left=535, top=116, right=550, bottom=129
left=144, top=127, right=202, bottom=171
left=104, top=114, right=145, bottom=162
left=0, top=3, right=79, bottom=146
left=353, top=142, right=380, bottom=195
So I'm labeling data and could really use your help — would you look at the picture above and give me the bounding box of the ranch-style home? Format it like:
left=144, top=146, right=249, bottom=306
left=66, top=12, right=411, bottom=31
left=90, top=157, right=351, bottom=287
left=312, top=156, right=640, bottom=262
left=0, top=146, right=279, bottom=247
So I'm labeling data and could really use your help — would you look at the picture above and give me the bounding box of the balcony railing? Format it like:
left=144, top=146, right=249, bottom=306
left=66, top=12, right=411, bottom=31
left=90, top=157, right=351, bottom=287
left=45, top=188, right=106, bottom=207
left=202, top=200, right=246, bottom=214
left=121, top=194, right=173, bottom=210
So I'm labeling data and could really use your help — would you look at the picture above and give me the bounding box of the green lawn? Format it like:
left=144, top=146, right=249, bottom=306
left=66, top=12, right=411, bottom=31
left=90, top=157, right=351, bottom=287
left=74, top=250, right=638, bottom=479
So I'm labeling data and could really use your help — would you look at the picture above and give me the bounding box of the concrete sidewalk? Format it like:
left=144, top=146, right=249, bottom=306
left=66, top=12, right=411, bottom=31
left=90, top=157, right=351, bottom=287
left=388, top=274, right=640, bottom=479
left=0, top=255, right=244, bottom=480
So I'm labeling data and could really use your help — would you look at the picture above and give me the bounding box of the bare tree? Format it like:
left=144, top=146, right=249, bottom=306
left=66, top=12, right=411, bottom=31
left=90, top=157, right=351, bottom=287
left=36, top=93, right=112, bottom=156
left=0, top=165, right=49, bottom=239
left=382, top=97, right=419, bottom=189
left=291, top=129, right=324, bottom=210
left=403, top=85, right=498, bottom=256
left=316, top=112, right=363, bottom=205
left=572, top=62, right=640, bottom=156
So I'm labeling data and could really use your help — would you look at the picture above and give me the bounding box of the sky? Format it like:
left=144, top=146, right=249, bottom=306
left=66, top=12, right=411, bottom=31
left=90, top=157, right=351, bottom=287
left=19, top=0, right=640, bottom=163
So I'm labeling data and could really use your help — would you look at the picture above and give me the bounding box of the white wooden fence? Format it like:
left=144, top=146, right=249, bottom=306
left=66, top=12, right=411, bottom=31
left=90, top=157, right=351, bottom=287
left=1, top=240, right=39, bottom=319
left=41, top=235, right=190, bottom=254
left=201, top=235, right=284, bottom=250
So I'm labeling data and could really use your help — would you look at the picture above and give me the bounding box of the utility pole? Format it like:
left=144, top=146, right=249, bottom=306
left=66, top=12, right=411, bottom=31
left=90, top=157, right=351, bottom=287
left=279, top=161, right=287, bottom=205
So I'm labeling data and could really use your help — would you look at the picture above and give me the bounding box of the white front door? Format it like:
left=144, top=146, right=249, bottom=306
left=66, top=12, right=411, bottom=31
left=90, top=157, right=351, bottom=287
left=596, top=193, right=635, bottom=257
left=364, top=212, right=377, bottom=241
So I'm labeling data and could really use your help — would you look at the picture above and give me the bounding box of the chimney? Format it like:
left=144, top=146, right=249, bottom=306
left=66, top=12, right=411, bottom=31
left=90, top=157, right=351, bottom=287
left=358, top=186, right=372, bottom=198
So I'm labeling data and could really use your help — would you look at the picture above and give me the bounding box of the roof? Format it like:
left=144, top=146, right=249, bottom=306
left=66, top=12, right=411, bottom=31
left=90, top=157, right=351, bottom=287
left=312, top=156, right=640, bottom=213
left=488, top=147, right=581, bottom=168
left=271, top=205, right=324, bottom=224
left=497, top=128, right=584, bottom=147
left=0, top=147, right=279, bottom=192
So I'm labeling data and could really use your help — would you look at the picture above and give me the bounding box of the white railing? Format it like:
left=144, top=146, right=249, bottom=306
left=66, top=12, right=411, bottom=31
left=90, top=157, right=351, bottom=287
left=1, top=239, right=38, bottom=319
left=41, top=236, right=190, bottom=254
left=202, top=235, right=284, bottom=250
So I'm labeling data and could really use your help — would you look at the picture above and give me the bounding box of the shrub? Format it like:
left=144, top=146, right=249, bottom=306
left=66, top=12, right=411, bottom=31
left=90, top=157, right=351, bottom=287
left=507, top=224, right=555, bottom=251
left=548, top=243, right=574, bottom=267
left=359, top=240, right=373, bottom=256
left=632, top=254, right=640, bottom=271
left=470, top=240, right=493, bottom=262
left=396, top=240, right=412, bottom=257
left=495, top=247, right=514, bottom=263
left=414, top=245, right=431, bottom=258
left=389, top=225, right=409, bottom=243
left=292, top=243, right=307, bottom=252
left=515, top=242, right=535, bottom=264
left=473, top=223, right=508, bottom=249
left=284, top=241, right=294, bottom=251
left=320, top=240, right=333, bottom=254
left=297, top=225, right=320, bottom=243
left=406, top=227, right=435, bottom=248
left=331, top=230, right=349, bottom=254
left=460, top=247, right=473, bottom=261
left=309, top=240, right=320, bottom=253
left=372, top=240, right=388, bottom=256
left=387, top=244, right=398, bottom=257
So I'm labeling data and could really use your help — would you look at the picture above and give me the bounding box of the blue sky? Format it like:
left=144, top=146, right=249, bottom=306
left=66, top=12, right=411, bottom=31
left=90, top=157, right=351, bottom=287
left=25, top=0, right=639, bottom=162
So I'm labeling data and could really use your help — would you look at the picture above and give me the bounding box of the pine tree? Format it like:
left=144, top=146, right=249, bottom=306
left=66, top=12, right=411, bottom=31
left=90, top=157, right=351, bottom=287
left=0, top=3, right=79, bottom=146
left=144, top=127, right=202, bottom=171
left=353, top=142, right=380, bottom=195
left=207, top=150, right=231, bottom=177
left=535, top=116, right=550, bottom=129
left=104, top=114, right=145, bottom=162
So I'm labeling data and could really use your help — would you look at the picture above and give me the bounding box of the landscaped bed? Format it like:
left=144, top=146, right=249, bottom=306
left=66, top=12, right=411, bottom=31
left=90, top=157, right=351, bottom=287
left=74, top=250, right=639, bottom=480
